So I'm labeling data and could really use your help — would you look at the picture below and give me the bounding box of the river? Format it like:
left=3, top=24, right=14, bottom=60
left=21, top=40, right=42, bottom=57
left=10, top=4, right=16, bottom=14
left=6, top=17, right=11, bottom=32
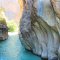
left=0, top=32, right=42, bottom=60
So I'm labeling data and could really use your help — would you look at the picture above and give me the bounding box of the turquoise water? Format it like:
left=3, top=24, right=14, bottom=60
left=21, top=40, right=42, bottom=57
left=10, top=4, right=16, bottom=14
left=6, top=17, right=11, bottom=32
left=0, top=34, right=42, bottom=60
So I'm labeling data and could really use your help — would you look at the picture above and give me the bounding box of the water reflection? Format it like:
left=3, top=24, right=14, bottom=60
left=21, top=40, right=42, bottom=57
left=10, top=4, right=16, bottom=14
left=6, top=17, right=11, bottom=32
left=0, top=33, right=41, bottom=60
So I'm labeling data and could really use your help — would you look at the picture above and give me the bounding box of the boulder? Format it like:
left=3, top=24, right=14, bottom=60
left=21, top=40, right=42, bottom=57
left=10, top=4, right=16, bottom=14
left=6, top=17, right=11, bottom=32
left=19, top=0, right=60, bottom=60
left=0, top=18, right=8, bottom=40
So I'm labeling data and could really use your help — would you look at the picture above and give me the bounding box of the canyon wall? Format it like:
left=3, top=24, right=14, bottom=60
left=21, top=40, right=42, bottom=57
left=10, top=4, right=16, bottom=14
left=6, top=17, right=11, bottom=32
left=19, top=0, right=60, bottom=60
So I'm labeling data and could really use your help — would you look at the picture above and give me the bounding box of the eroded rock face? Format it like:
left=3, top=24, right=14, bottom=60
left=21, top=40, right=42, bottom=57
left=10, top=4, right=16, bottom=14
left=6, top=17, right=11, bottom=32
left=19, top=0, right=60, bottom=60
left=51, top=0, right=60, bottom=19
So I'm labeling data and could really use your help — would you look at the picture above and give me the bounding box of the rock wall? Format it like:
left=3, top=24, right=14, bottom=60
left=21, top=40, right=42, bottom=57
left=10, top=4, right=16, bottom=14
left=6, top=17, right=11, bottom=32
left=19, top=0, right=60, bottom=60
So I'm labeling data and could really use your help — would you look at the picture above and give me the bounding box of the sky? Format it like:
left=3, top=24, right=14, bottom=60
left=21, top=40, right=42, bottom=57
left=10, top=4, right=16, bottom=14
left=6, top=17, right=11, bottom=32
left=0, top=0, right=20, bottom=21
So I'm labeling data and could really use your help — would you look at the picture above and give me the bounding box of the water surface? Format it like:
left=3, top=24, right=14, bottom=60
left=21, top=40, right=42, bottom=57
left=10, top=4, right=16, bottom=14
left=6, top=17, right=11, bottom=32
left=0, top=33, right=42, bottom=60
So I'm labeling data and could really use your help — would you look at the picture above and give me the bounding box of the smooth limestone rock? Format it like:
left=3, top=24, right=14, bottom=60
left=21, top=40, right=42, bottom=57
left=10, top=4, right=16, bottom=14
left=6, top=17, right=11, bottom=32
left=19, top=0, right=60, bottom=60
left=51, top=0, right=60, bottom=35
left=51, top=0, right=60, bottom=19
left=51, top=0, right=60, bottom=60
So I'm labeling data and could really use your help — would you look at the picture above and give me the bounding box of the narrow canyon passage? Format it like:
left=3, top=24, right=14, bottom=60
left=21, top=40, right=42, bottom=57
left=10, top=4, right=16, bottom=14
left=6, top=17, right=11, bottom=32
left=0, top=32, right=41, bottom=60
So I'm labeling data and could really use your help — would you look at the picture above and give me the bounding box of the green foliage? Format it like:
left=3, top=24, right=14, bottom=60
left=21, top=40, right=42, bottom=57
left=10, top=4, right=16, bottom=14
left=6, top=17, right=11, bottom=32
left=0, top=8, right=7, bottom=26
left=0, top=8, right=5, bottom=18
left=0, top=18, right=7, bottom=25
left=0, top=8, right=18, bottom=32
left=7, top=21, right=17, bottom=32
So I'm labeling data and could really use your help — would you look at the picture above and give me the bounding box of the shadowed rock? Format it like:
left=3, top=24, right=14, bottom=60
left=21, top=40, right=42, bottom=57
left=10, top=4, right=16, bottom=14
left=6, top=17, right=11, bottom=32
left=0, top=18, right=8, bottom=40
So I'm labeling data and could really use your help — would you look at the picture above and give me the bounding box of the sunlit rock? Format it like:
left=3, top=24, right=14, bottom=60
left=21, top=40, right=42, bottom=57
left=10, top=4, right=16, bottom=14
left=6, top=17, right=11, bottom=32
left=51, top=0, right=60, bottom=19
left=19, top=0, right=60, bottom=60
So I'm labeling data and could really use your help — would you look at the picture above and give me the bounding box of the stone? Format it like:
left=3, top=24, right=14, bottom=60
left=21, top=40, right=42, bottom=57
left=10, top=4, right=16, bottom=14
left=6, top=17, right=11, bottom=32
left=19, top=0, right=60, bottom=60
left=51, top=0, right=60, bottom=19
left=0, top=18, right=8, bottom=40
left=49, top=57, right=58, bottom=60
